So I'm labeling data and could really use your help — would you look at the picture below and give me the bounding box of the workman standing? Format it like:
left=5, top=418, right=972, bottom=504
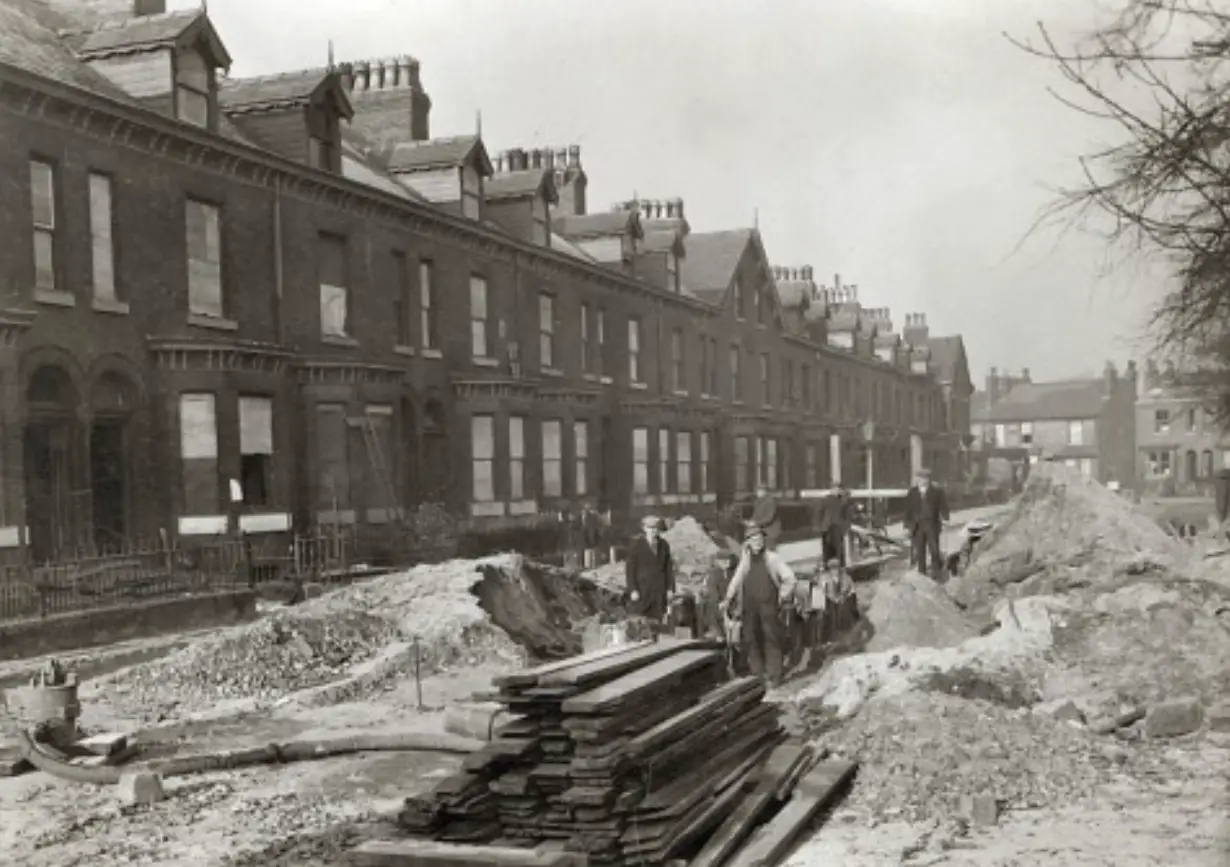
left=905, top=468, right=949, bottom=579
left=720, top=525, right=797, bottom=688
left=819, top=483, right=857, bottom=567
left=750, top=485, right=782, bottom=550
left=625, top=514, right=675, bottom=621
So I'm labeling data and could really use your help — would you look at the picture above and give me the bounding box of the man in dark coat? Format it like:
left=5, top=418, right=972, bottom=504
left=750, top=485, right=782, bottom=550
left=819, top=484, right=857, bottom=568
left=905, top=468, right=949, bottom=579
left=625, top=514, right=674, bottom=621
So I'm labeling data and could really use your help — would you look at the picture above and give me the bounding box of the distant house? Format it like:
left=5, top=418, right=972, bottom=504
left=1136, top=361, right=1230, bottom=495
left=970, top=363, right=1138, bottom=489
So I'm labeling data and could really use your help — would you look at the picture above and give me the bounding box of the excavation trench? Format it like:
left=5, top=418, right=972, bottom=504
left=469, top=557, right=628, bottom=661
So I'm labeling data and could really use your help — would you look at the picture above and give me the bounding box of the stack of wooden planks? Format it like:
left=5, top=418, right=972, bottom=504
left=379, top=638, right=857, bottom=867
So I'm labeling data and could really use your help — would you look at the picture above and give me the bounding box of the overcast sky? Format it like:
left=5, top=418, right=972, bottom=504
left=180, top=0, right=1165, bottom=384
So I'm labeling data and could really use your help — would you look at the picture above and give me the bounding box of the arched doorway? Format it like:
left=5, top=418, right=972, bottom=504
left=89, top=371, right=137, bottom=552
left=421, top=399, right=449, bottom=504
left=24, top=364, right=80, bottom=561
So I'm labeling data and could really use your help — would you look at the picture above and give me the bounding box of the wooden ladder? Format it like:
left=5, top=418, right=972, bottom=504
left=351, top=414, right=404, bottom=524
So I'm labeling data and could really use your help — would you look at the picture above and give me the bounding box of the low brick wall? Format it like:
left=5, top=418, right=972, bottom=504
left=0, top=590, right=257, bottom=662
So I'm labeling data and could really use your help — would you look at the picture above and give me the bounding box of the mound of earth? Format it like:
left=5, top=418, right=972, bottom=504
left=863, top=571, right=978, bottom=653
left=86, top=554, right=620, bottom=722
left=967, top=464, right=1180, bottom=579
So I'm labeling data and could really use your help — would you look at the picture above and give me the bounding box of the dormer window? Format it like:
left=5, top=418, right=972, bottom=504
left=383, top=136, right=493, bottom=220
left=175, top=49, right=212, bottom=127
left=74, top=9, right=232, bottom=133
left=220, top=70, right=352, bottom=173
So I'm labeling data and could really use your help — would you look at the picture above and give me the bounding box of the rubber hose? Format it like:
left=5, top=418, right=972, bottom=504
left=18, top=728, right=482, bottom=786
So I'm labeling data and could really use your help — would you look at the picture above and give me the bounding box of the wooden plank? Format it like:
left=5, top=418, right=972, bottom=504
left=688, top=743, right=812, bottom=867
left=624, top=677, right=763, bottom=759
left=723, top=759, right=857, bottom=867
left=350, top=839, right=577, bottom=866
left=494, top=641, right=656, bottom=689
left=538, top=637, right=709, bottom=689
left=561, top=649, right=723, bottom=714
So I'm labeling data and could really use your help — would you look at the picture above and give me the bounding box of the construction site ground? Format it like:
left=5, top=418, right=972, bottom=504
left=2, top=475, right=1229, bottom=866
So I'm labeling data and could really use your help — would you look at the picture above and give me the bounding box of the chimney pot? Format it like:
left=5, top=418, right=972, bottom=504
left=530, top=149, right=542, bottom=169
left=544, top=150, right=555, bottom=169
left=671, top=197, right=684, bottom=219
left=555, top=148, right=568, bottom=171
left=568, top=144, right=581, bottom=167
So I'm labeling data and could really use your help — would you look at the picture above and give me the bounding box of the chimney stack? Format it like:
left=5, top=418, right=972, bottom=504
left=1022, top=367, right=1030, bottom=381
left=133, top=0, right=166, bottom=16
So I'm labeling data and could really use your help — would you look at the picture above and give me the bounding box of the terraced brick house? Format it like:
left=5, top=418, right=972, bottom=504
left=970, top=363, right=1138, bottom=490
left=1135, top=360, right=1230, bottom=496
left=0, top=0, right=966, bottom=563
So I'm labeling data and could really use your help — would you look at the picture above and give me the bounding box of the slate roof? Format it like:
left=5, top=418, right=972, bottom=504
left=924, top=335, right=965, bottom=384
left=0, top=0, right=132, bottom=99
left=641, top=228, right=685, bottom=255
left=485, top=168, right=555, bottom=202
left=775, top=280, right=811, bottom=309
left=553, top=210, right=640, bottom=240
left=385, top=135, right=490, bottom=173
left=550, top=233, right=598, bottom=263
left=220, top=68, right=351, bottom=116
left=974, top=379, right=1108, bottom=423
left=680, top=229, right=752, bottom=294
left=70, top=8, right=231, bottom=68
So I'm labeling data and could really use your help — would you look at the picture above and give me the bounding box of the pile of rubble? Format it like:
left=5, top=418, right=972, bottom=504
left=88, top=554, right=573, bottom=721
left=955, top=464, right=1181, bottom=603
left=583, top=515, right=724, bottom=595
left=814, top=690, right=1161, bottom=825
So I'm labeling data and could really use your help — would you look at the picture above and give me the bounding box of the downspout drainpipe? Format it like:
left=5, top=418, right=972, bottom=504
left=273, top=175, right=285, bottom=345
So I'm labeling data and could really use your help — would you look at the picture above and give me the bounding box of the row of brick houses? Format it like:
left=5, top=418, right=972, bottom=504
left=1135, top=360, right=1230, bottom=496
left=969, top=363, right=1138, bottom=489
left=0, top=0, right=970, bottom=562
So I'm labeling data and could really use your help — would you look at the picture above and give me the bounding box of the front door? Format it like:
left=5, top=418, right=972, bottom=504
left=90, top=419, right=127, bottom=551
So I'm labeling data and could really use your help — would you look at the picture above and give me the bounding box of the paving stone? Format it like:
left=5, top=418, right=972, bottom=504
left=117, top=771, right=166, bottom=806
left=1144, top=697, right=1204, bottom=739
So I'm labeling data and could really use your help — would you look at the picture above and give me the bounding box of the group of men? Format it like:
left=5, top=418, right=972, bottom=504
left=623, top=468, right=950, bottom=691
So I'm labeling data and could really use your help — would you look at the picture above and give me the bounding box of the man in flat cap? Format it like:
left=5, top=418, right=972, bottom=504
left=625, top=514, right=674, bottom=622
left=905, top=467, right=949, bottom=579
left=720, top=523, right=797, bottom=688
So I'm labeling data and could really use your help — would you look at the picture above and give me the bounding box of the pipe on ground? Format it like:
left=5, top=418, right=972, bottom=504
left=17, top=728, right=482, bottom=786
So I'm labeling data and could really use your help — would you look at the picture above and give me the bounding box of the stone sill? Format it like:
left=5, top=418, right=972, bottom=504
left=600, top=376, right=614, bottom=385
left=393, top=344, right=416, bottom=358
left=473, top=356, right=500, bottom=368
left=322, top=333, right=359, bottom=348
left=92, top=297, right=130, bottom=316
left=422, top=348, right=443, bottom=360
left=630, top=381, right=648, bottom=391
left=541, top=367, right=564, bottom=378
left=35, top=289, right=75, bottom=308
left=188, top=313, right=238, bottom=331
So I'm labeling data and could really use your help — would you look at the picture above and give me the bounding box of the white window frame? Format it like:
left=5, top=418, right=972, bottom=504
left=676, top=431, right=692, bottom=494
left=658, top=428, right=671, bottom=494
left=628, top=317, right=642, bottom=383
left=542, top=420, right=563, bottom=498
left=30, top=160, right=57, bottom=292
left=470, top=274, right=490, bottom=359
left=700, top=431, right=712, bottom=493
left=539, top=293, right=556, bottom=369
left=574, top=421, right=589, bottom=497
left=420, top=260, right=437, bottom=350
left=632, top=427, right=649, bottom=495
left=1154, top=409, right=1171, bottom=434
left=509, top=416, right=525, bottom=501
left=1068, top=420, right=1084, bottom=447
left=471, top=415, right=495, bottom=502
